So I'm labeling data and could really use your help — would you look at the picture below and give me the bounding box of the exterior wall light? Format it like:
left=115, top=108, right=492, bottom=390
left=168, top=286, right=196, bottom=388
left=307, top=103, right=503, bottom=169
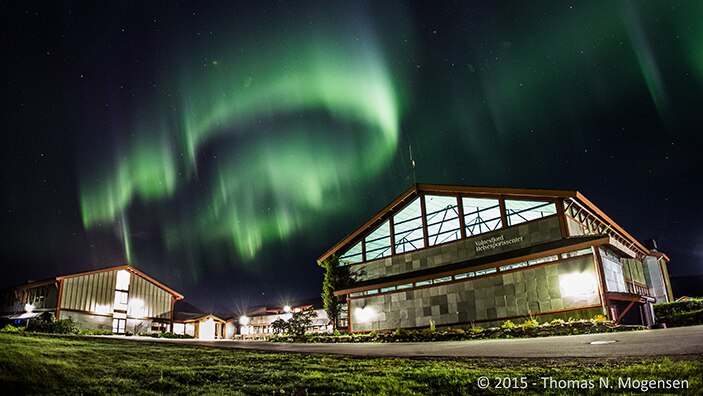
left=24, top=303, right=34, bottom=313
left=354, top=307, right=375, bottom=323
left=559, top=272, right=597, bottom=297
left=283, top=305, right=291, bottom=313
left=239, top=316, right=250, bottom=325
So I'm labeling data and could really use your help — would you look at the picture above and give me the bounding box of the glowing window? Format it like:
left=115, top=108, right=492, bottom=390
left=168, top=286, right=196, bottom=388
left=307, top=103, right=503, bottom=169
left=365, top=220, right=391, bottom=260
left=433, top=276, right=452, bottom=284
left=425, top=195, right=461, bottom=246
left=528, top=255, right=559, bottom=266
left=499, top=262, right=527, bottom=271
left=114, top=291, right=128, bottom=310
left=475, top=267, right=497, bottom=276
left=505, top=200, right=557, bottom=226
left=396, top=283, right=413, bottom=290
left=454, top=272, right=475, bottom=280
left=561, top=248, right=592, bottom=259
left=365, top=289, right=379, bottom=295
left=380, top=286, right=396, bottom=293
left=415, top=279, right=432, bottom=287
left=393, top=197, right=425, bottom=253
left=115, top=270, right=131, bottom=291
left=339, top=241, right=363, bottom=266
left=462, top=197, right=502, bottom=236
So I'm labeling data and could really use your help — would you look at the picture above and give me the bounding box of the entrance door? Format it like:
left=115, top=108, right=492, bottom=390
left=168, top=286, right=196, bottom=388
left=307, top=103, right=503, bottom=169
left=112, top=318, right=126, bottom=334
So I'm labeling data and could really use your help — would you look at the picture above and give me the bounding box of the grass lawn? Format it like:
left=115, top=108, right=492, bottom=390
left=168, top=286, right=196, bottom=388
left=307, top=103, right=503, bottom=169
left=0, top=333, right=701, bottom=395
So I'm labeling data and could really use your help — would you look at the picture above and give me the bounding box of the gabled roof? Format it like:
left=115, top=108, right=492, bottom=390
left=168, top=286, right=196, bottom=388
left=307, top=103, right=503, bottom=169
left=175, top=313, right=226, bottom=323
left=56, top=265, right=184, bottom=299
left=317, top=183, right=651, bottom=263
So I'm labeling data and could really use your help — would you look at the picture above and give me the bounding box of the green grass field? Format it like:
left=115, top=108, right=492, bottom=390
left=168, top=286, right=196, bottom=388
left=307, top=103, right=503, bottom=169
left=0, top=333, right=700, bottom=395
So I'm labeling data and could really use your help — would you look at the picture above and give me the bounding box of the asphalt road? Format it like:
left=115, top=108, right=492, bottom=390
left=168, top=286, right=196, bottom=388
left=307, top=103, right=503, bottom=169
left=115, top=325, right=703, bottom=359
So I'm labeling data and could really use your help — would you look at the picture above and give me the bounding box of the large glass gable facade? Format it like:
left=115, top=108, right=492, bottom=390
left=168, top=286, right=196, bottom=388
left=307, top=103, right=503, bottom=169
left=339, top=241, right=363, bottom=265
left=364, top=220, right=391, bottom=260
left=393, top=197, right=425, bottom=254
left=505, top=199, right=556, bottom=226
left=337, top=192, right=560, bottom=264
left=425, top=195, right=461, bottom=246
left=462, top=197, right=502, bottom=236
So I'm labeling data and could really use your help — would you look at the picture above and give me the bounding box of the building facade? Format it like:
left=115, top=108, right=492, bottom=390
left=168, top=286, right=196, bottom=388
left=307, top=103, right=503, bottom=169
left=319, top=184, right=673, bottom=333
left=238, top=302, right=331, bottom=338
left=0, top=265, right=183, bottom=334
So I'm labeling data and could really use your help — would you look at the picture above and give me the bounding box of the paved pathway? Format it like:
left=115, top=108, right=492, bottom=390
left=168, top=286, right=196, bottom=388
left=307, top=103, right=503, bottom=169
left=113, top=325, right=703, bottom=358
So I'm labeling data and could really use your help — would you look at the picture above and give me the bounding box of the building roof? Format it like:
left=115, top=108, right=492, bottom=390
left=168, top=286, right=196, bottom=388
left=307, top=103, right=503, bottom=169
left=317, top=183, right=652, bottom=263
left=174, top=313, right=226, bottom=323
left=56, top=265, right=184, bottom=299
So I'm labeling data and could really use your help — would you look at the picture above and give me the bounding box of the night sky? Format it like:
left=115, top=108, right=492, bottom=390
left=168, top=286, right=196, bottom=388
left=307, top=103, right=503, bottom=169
left=2, top=1, right=702, bottom=312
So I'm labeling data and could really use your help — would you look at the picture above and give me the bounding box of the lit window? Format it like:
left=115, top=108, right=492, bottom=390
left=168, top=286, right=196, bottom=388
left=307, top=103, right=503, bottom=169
left=349, top=292, right=364, bottom=298
left=433, top=276, right=452, bottom=284
left=393, top=197, right=425, bottom=253
left=115, top=270, right=131, bottom=291
left=475, top=267, right=497, bottom=276
left=505, top=200, right=557, bottom=226
left=380, top=286, right=396, bottom=293
left=365, top=289, right=379, bottom=295
left=499, top=262, right=527, bottom=271
left=365, top=220, right=391, bottom=260
left=561, top=248, right=593, bottom=259
left=339, top=241, right=363, bottom=266
left=425, top=195, right=461, bottom=246
left=114, top=291, right=128, bottom=309
left=396, top=283, right=413, bottom=290
left=528, top=255, right=559, bottom=266
left=462, top=197, right=502, bottom=236
left=415, top=279, right=432, bottom=287
left=454, top=272, right=475, bottom=280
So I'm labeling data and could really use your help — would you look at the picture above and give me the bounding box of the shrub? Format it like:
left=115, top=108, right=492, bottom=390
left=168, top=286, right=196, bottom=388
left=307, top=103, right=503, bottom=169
left=550, top=318, right=565, bottom=326
left=0, top=324, right=24, bottom=333
left=158, top=332, right=193, bottom=339
left=468, top=326, right=483, bottom=334
left=393, top=328, right=408, bottom=336
left=429, top=320, right=436, bottom=333
left=79, top=329, right=113, bottom=336
left=654, top=299, right=703, bottom=318
left=592, top=314, right=608, bottom=323
left=445, top=327, right=465, bottom=335
left=521, top=319, right=539, bottom=329
left=500, top=320, right=516, bottom=329
left=27, top=313, right=78, bottom=334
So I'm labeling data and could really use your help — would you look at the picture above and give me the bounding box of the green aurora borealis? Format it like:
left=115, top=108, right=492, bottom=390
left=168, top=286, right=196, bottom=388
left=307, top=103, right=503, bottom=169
left=79, top=9, right=403, bottom=262
left=3, top=1, right=702, bottom=306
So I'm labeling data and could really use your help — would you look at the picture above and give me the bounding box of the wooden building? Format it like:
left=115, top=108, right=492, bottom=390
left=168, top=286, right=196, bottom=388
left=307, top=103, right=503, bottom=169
left=0, top=265, right=183, bottom=334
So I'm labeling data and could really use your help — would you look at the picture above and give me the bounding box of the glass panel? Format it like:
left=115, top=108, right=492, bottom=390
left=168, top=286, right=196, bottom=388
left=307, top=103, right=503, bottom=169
left=115, top=270, right=131, bottom=291
left=396, top=283, right=413, bottom=290
left=364, top=220, right=391, bottom=260
left=365, top=289, right=378, bottom=295
left=425, top=195, right=461, bottom=246
left=561, top=248, right=593, bottom=259
left=415, top=279, right=432, bottom=287
left=339, top=241, right=363, bottom=266
left=380, top=286, right=396, bottom=293
left=433, top=276, right=452, bottom=284
left=528, top=255, right=559, bottom=266
left=505, top=200, right=557, bottom=226
left=393, top=197, right=425, bottom=253
left=462, top=197, right=502, bottom=236
left=349, top=292, right=364, bottom=298
left=454, top=272, right=475, bottom=280
left=499, top=262, right=527, bottom=271
left=114, top=291, right=128, bottom=310
left=475, top=267, right=497, bottom=276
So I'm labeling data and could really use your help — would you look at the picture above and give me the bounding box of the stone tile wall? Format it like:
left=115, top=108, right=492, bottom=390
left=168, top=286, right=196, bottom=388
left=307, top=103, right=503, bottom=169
left=350, top=255, right=600, bottom=332
left=354, top=217, right=563, bottom=282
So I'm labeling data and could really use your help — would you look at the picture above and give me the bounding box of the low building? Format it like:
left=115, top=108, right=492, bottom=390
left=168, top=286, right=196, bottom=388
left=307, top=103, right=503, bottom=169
left=238, top=300, right=331, bottom=337
left=173, top=313, right=228, bottom=340
left=0, top=265, right=183, bottom=334
left=318, top=184, right=674, bottom=333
